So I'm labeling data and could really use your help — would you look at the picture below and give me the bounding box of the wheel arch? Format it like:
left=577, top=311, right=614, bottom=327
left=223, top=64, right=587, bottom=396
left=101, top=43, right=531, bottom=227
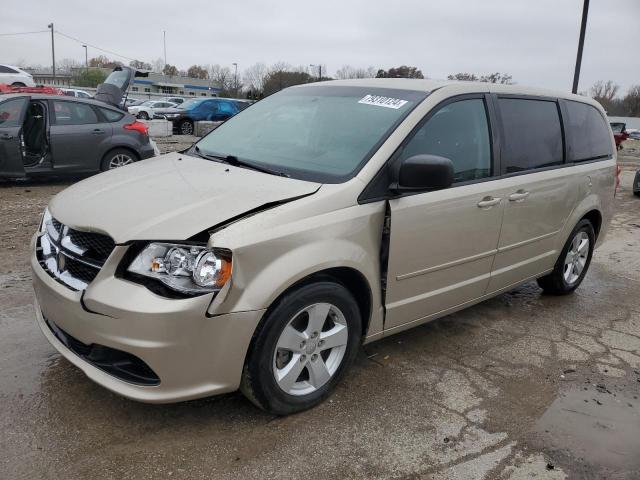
left=100, top=146, right=140, bottom=170
left=266, top=267, right=374, bottom=339
left=581, top=209, right=602, bottom=239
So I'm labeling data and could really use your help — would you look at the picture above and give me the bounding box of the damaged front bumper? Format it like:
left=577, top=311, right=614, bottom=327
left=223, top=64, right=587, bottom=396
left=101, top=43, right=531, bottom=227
left=31, top=234, right=264, bottom=403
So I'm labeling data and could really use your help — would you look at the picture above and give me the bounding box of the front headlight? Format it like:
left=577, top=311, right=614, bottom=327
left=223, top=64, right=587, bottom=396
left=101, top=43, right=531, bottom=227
left=165, top=113, right=180, bottom=118
left=127, top=242, right=231, bottom=295
left=40, top=207, right=51, bottom=233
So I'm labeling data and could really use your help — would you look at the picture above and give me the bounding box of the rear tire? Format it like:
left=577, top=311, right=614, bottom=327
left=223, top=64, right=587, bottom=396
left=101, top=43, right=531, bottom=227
left=241, top=281, right=361, bottom=415
left=100, top=148, right=138, bottom=171
left=178, top=119, right=194, bottom=135
left=138, top=111, right=150, bottom=120
left=537, top=219, right=595, bottom=295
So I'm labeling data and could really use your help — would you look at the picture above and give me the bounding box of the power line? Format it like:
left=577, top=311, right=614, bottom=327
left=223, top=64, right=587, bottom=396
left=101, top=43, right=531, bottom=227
left=54, top=29, right=136, bottom=62
left=0, top=30, right=49, bottom=36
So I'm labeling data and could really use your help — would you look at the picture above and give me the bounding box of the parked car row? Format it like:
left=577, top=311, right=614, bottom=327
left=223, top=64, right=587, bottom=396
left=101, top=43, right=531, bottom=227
left=127, top=99, right=179, bottom=120
left=0, top=81, right=157, bottom=179
left=0, top=64, right=36, bottom=87
left=155, top=97, right=251, bottom=134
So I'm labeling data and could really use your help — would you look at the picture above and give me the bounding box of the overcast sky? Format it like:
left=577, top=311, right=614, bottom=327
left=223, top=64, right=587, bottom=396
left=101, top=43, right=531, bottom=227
left=1, top=0, right=639, bottom=94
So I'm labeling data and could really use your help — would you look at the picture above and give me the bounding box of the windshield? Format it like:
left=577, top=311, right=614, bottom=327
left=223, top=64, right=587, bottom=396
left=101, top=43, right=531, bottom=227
left=141, top=101, right=155, bottom=106
left=179, top=99, right=205, bottom=110
left=193, top=86, right=427, bottom=182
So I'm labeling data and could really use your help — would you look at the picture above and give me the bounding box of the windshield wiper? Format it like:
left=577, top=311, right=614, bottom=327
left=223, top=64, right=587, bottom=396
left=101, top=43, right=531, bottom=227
left=193, top=146, right=289, bottom=177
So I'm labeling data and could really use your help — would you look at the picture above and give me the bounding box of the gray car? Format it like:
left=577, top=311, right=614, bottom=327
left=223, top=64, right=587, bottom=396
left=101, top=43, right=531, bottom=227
left=0, top=93, right=156, bottom=179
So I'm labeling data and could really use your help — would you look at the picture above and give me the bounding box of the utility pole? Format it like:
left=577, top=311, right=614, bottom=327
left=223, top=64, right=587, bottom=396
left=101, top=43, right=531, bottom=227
left=48, top=23, right=56, bottom=79
left=163, top=30, right=167, bottom=69
left=83, top=44, right=88, bottom=74
left=232, top=62, right=238, bottom=97
left=572, top=0, right=590, bottom=94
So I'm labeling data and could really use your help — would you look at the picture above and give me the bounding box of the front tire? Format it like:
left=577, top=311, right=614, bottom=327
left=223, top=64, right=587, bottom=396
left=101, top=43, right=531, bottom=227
left=537, top=219, right=595, bottom=295
left=11, top=82, right=26, bottom=87
left=137, top=111, right=150, bottom=120
left=241, top=281, right=361, bottom=415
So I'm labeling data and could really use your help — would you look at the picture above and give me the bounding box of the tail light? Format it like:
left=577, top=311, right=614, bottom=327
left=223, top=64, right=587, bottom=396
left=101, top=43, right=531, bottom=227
left=614, top=164, right=621, bottom=197
left=124, top=121, right=149, bottom=136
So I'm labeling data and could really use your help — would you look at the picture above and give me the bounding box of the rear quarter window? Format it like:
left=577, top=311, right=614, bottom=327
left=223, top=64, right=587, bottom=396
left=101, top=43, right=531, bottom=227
left=564, top=101, right=613, bottom=161
left=498, top=98, right=564, bottom=173
left=99, top=107, right=124, bottom=122
left=0, top=65, right=19, bottom=74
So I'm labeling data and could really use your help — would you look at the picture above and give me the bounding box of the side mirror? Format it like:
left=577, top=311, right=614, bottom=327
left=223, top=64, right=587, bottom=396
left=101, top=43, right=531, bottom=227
left=394, top=154, right=454, bottom=192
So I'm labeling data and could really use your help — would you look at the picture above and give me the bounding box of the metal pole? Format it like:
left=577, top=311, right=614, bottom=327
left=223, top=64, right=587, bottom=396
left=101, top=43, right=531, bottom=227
left=48, top=23, right=56, bottom=79
left=319, top=64, right=322, bottom=81
left=83, top=45, right=88, bottom=74
left=572, top=0, right=590, bottom=94
left=163, top=31, right=167, bottom=68
left=233, top=62, right=238, bottom=96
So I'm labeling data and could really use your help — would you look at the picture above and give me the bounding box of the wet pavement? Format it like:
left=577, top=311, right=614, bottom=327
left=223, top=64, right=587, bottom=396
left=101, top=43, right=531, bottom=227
left=1, top=157, right=639, bottom=479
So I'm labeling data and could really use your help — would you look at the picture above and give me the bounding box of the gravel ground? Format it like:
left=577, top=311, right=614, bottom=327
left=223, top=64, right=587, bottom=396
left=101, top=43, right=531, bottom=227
left=1, top=142, right=639, bottom=479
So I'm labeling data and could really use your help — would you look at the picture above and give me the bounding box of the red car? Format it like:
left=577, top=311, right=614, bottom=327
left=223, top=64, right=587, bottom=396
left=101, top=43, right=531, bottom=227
left=610, top=122, right=629, bottom=150
left=0, top=83, right=65, bottom=95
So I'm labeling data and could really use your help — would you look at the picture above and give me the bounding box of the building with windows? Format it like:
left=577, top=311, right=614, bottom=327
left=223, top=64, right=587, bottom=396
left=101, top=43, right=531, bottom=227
left=27, top=68, right=221, bottom=98
left=28, top=71, right=73, bottom=87
left=130, top=72, right=221, bottom=97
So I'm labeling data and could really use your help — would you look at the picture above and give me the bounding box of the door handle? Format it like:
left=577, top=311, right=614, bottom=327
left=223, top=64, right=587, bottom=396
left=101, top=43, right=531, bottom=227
left=477, top=196, right=502, bottom=208
left=508, top=190, right=530, bottom=202
left=92, top=129, right=105, bottom=135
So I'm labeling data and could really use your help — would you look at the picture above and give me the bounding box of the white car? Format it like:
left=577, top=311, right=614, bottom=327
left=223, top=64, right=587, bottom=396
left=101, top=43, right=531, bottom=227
left=0, top=64, right=36, bottom=87
left=62, top=88, right=92, bottom=99
left=128, top=100, right=178, bottom=120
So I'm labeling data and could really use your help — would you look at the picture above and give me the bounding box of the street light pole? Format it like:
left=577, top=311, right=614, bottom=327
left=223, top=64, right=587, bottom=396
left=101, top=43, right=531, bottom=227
left=163, top=30, right=167, bottom=68
left=48, top=23, right=56, bottom=79
left=83, top=44, right=88, bottom=75
left=232, top=62, right=238, bottom=97
left=572, top=0, right=590, bottom=94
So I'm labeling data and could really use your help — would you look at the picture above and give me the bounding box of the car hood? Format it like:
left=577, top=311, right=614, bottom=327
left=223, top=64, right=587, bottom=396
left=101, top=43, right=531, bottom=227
left=49, top=152, right=321, bottom=244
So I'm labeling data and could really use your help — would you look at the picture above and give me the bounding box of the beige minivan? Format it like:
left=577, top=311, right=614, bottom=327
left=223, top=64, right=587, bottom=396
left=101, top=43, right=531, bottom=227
left=32, top=79, right=616, bottom=414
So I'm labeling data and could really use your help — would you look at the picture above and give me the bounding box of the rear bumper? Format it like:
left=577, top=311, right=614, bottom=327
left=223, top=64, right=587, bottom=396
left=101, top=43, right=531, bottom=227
left=139, top=142, right=156, bottom=160
left=31, top=238, right=264, bottom=403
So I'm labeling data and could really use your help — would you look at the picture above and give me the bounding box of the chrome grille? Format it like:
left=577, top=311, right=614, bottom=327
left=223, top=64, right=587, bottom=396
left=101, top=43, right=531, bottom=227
left=36, top=217, right=115, bottom=291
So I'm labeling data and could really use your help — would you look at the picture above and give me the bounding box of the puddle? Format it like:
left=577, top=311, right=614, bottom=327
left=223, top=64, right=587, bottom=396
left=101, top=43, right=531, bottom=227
left=536, top=387, right=640, bottom=472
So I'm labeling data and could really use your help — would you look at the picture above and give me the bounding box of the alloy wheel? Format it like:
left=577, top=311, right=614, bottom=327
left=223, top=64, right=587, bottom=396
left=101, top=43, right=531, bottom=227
left=273, top=302, right=349, bottom=396
left=108, top=153, right=134, bottom=169
left=563, top=231, right=589, bottom=285
left=180, top=121, right=193, bottom=135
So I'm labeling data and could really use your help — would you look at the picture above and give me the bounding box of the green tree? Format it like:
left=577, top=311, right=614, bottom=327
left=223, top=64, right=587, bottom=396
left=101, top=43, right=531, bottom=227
left=447, top=73, right=479, bottom=81
left=376, top=66, right=424, bottom=79
left=590, top=80, right=620, bottom=113
left=479, top=72, right=513, bottom=84
left=187, top=65, right=209, bottom=79
left=88, top=55, right=122, bottom=69
left=74, top=69, right=107, bottom=88
left=263, top=67, right=312, bottom=95
left=129, top=59, right=152, bottom=70
left=623, top=85, right=640, bottom=117
left=163, top=64, right=179, bottom=76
